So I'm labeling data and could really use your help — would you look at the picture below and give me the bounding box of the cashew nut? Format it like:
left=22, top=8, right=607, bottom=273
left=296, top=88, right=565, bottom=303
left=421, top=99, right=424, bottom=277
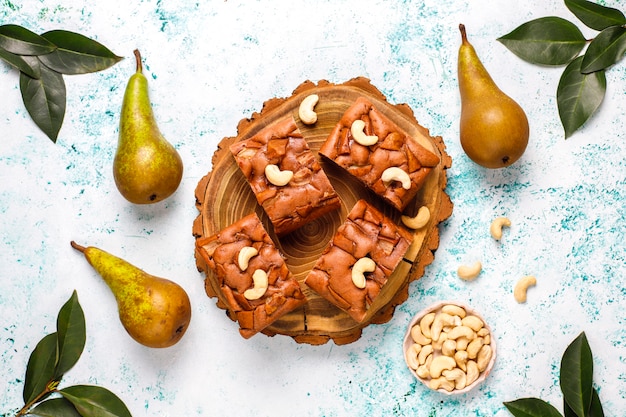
left=457, top=261, right=482, bottom=281
left=429, top=376, right=455, bottom=392
left=406, top=343, right=421, bottom=370
left=514, top=275, right=537, bottom=303
left=441, top=304, right=467, bottom=319
left=441, top=339, right=457, bottom=357
left=401, top=206, right=430, bottom=230
left=443, top=368, right=468, bottom=390
left=432, top=330, right=447, bottom=351
left=298, top=94, right=319, bottom=125
left=446, top=325, right=475, bottom=341
left=454, top=350, right=468, bottom=372
left=466, top=360, right=480, bottom=386
left=466, top=337, right=484, bottom=359
left=430, top=312, right=456, bottom=342
left=237, top=246, right=258, bottom=271
left=350, top=119, right=378, bottom=146
left=416, top=354, right=433, bottom=379
left=351, top=257, right=376, bottom=289
left=417, top=344, right=433, bottom=365
left=381, top=167, right=411, bottom=190
left=476, top=345, right=493, bottom=372
left=265, top=164, right=293, bottom=186
left=411, top=324, right=431, bottom=346
left=419, top=312, right=436, bottom=339
left=455, top=336, right=471, bottom=351
left=490, top=216, right=511, bottom=240
left=461, top=315, right=484, bottom=332
left=243, top=269, right=269, bottom=300
left=429, top=355, right=457, bottom=379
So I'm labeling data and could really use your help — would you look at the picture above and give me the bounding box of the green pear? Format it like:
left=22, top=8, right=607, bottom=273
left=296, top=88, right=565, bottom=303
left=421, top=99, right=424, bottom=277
left=71, top=241, right=191, bottom=348
left=458, top=24, right=529, bottom=169
left=114, top=49, right=183, bottom=204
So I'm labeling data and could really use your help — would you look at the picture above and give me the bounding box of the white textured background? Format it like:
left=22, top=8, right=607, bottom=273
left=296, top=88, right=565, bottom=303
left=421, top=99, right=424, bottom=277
left=1, top=1, right=625, bottom=416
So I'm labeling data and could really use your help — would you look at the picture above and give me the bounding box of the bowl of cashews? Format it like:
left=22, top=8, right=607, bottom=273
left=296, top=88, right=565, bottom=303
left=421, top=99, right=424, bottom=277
left=403, top=301, right=496, bottom=394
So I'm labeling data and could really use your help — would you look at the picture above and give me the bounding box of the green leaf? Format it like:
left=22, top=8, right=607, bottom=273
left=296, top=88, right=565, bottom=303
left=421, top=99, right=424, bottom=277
left=581, top=26, right=626, bottom=73
left=54, top=290, right=86, bottom=379
left=0, top=24, right=56, bottom=55
left=0, top=47, right=41, bottom=78
left=19, top=63, right=66, bottom=142
left=23, top=333, right=58, bottom=405
left=560, top=332, right=594, bottom=417
left=565, top=0, right=626, bottom=31
left=589, top=388, right=605, bottom=417
left=557, top=56, right=606, bottom=138
left=503, top=398, right=563, bottom=417
left=28, top=397, right=83, bottom=417
left=497, top=17, right=587, bottom=65
left=59, top=385, right=132, bottom=417
left=564, top=398, right=577, bottom=417
left=38, top=30, right=122, bottom=75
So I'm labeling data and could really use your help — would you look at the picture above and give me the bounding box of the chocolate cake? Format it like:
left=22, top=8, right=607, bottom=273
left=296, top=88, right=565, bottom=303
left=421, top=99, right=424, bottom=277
left=304, top=199, right=414, bottom=322
left=230, top=117, right=341, bottom=236
left=319, top=97, right=440, bottom=211
left=196, top=213, right=307, bottom=338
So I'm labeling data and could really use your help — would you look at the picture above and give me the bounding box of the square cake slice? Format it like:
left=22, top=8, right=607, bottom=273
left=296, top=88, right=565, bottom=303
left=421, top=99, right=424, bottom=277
left=319, top=97, right=440, bottom=211
left=196, top=213, right=307, bottom=338
left=304, top=199, right=413, bottom=323
left=230, top=117, right=341, bottom=236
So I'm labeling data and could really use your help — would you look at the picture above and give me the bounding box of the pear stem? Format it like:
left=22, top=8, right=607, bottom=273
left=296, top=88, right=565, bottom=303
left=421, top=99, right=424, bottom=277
left=459, top=23, right=468, bottom=43
left=133, top=49, right=143, bottom=73
left=70, top=241, right=86, bottom=253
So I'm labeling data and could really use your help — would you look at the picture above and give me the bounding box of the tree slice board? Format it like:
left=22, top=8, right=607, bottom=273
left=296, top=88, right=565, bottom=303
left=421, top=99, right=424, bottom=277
left=193, top=77, right=453, bottom=345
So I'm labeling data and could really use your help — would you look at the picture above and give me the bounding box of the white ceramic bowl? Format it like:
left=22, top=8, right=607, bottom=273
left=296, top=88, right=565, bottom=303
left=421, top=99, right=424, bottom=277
left=403, top=300, right=496, bottom=395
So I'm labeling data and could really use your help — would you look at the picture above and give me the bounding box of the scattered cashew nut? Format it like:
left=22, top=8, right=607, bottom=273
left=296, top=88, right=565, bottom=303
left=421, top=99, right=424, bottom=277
left=237, top=246, right=258, bottom=271
left=401, top=206, right=430, bottom=229
left=351, top=257, right=376, bottom=289
left=243, top=269, right=269, bottom=300
left=490, top=216, right=511, bottom=240
left=265, top=164, right=293, bottom=186
left=381, top=167, right=411, bottom=190
left=350, top=119, right=379, bottom=146
left=514, top=275, right=537, bottom=303
left=457, top=261, right=482, bottom=281
left=298, top=94, right=319, bottom=125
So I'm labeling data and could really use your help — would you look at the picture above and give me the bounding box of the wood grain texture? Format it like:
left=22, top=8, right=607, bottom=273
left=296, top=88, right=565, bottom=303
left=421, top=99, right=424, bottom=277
left=193, top=77, right=453, bottom=345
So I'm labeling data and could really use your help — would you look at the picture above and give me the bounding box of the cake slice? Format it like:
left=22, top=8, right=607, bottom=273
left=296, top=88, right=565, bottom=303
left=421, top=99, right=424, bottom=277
left=230, top=117, right=341, bottom=236
left=196, top=213, right=307, bottom=338
left=304, top=199, right=413, bottom=322
left=319, top=97, right=440, bottom=211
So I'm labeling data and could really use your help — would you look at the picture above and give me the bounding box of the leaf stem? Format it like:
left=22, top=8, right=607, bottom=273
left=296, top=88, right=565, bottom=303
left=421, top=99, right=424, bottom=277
left=15, top=381, right=59, bottom=417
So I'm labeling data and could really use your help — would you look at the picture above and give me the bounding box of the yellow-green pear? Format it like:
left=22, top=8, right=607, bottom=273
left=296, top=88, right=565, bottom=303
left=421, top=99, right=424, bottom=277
left=114, top=49, right=183, bottom=204
left=458, top=24, right=529, bottom=169
left=71, top=241, right=191, bottom=348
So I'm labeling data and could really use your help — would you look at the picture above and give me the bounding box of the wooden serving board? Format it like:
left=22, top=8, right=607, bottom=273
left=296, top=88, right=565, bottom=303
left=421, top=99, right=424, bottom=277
left=193, top=77, right=453, bottom=345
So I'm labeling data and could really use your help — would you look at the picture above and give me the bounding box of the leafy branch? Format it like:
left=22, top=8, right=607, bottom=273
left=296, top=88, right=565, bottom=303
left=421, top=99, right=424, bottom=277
left=497, top=0, right=626, bottom=138
left=0, top=24, right=122, bottom=143
left=8, top=291, right=132, bottom=417
left=504, top=332, right=604, bottom=417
